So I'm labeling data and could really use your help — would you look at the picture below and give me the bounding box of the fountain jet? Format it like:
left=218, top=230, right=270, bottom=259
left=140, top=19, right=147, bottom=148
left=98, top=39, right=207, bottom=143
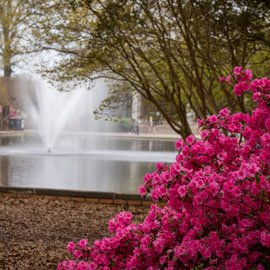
left=22, top=76, right=109, bottom=152
left=28, top=80, right=86, bottom=152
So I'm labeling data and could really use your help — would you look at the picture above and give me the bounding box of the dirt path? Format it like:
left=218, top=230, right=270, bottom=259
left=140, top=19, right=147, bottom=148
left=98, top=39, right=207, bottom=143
left=0, top=196, right=149, bottom=270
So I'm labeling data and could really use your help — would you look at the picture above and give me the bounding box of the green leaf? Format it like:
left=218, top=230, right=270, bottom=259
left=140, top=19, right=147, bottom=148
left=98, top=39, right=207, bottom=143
left=110, top=260, right=116, bottom=267
left=255, top=174, right=260, bottom=185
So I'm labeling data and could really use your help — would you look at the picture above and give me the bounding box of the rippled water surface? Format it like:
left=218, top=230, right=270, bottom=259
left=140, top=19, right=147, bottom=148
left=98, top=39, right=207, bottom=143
left=0, top=134, right=176, bottom=194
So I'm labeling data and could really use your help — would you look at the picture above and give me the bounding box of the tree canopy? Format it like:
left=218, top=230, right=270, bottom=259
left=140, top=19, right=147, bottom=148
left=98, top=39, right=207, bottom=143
left=0, top=0, right=37, bottom=77
left=32, top=0, right=270, bottom=137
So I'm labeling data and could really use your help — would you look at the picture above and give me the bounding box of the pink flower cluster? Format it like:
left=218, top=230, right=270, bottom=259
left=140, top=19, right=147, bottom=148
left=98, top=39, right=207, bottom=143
left=58, top=68, right=270, bottom=269
left=232, top=66, right=253, bottom=96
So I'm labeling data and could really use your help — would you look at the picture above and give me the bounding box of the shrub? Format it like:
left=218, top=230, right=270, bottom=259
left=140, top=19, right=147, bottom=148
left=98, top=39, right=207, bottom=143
left=58, top=67, right=270, bottom=269
left=107, top=117, right=132, bottom=132
left=118, top=117, right=132, bottom=132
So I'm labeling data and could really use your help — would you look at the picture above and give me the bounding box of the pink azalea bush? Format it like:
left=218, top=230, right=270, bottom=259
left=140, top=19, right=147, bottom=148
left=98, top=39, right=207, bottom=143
left=58, top=67, right=270, bottom=269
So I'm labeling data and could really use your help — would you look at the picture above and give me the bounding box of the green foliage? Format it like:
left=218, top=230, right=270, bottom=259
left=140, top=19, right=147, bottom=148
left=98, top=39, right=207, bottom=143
left=104, top=117, right=132, bottom=132
left=31, top=0, right=270, bottom=138
left=118, top=117, right=132, bottom=132
left=0, top=0, right=35, bottom=77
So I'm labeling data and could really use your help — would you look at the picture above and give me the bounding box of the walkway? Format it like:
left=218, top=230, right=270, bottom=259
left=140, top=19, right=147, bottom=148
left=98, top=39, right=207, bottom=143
left=0, top=129, right=181, bottom=140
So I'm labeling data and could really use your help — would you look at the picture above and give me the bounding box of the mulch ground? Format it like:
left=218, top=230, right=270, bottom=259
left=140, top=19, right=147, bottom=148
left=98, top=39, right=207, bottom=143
left=0, top=196, right=150, bottom=270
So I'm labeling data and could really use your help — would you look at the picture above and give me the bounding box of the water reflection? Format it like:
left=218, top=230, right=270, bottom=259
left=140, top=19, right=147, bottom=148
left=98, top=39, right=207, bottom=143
left=0, top=135, right=176, bottom=194
left=0, top=156, right=8, bottom=186
left=0, top=138, right=9, bottom=187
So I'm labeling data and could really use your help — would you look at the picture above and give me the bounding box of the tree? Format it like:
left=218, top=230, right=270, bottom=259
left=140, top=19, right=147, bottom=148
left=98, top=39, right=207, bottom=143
left=33, top=0, right=270, bottom=138
left=0, top=0, right=36, bottom=77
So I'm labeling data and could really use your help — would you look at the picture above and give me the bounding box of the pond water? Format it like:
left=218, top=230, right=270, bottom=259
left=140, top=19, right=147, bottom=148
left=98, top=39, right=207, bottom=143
left=0, top=134, right=177, bottom=194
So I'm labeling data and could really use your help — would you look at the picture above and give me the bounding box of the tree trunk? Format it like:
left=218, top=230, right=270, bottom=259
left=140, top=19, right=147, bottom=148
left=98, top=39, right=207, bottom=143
left=180, top=121, right=193, bottom=139
left=4, top=64, right=12, bottom=77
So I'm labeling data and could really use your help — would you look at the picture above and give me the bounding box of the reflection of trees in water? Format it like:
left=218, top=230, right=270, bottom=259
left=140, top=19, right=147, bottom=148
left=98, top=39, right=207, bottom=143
left=0, top=136, right=23, bottom=147
left=0, top=137, right=10, bottom=146
left=149, top=141, right=153, bottom=151
left=130, top=139, right=175, bottom=152
left=0, top=156, right=9, bottom=186
left=129, top=161, right=155, bottom=191
left=0, top=138, right=11, bottom=186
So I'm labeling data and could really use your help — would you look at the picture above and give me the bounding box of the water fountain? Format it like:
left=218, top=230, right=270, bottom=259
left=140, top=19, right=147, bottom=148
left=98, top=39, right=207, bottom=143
left=27, top=79, right=89, bottom=153
left=0, top=76, right=177, bottom=194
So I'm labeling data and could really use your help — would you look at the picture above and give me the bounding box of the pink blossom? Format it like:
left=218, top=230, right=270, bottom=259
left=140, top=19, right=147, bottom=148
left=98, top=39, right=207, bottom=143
left=78, top=239, right=88, bottom=250
left=182, top=145, right=189, bottom=156
left=67, top=242, right=75, bottom=253
left=225, top=75, right=231, bottom=84
left=200, top=129, right=209, bottom=140
left=193, top=194, right=203, bottom=205
left=234, top=66, right=243, bottom=76
left=219, top=108, right=230, bottom=118
left=233, top=82, right=249, bottom=96
left=186, top=135, right=196, bottom=145
left=144, top=173, right=152, bottom=183
left=260, top=232, right=270, bottom=248
left=202, top=248, right=211, bottom=259
left=174, top=245, right=186, bottom=257
left=265, top=118, right=270, bottom=130
left=59, top=67, right=270, bottom=270
left=231, top=186, right=241, bottom=197
left=160, top=171, right=171, bottom=184
left=219, top=75, right=231, bottom=84
left=219, top=77, right=225, bottom=82
left=175, top=139, right=184, bottom=150
left=159, top=255, right=166, bottom=265
left=89, top=262, right=97, bottom=269
left=139, top=185, right=147, bottom=196
left=177, top=185, right=187, bottom=197
left=156, top=162, right=164, bottom=171
left=209, top=115, right=218, bottom=123
left=243, top=69, right=252, bottom=81
left=73, top=250, right=83, bottom=260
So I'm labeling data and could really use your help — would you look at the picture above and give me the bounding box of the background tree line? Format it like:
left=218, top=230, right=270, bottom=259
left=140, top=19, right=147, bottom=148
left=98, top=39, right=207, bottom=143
left=1, top=0, right=270, bottom=137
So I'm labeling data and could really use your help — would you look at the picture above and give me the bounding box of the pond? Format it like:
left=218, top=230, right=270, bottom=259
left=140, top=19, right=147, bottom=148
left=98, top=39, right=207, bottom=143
left=0, top=133, right=177, bottom=194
